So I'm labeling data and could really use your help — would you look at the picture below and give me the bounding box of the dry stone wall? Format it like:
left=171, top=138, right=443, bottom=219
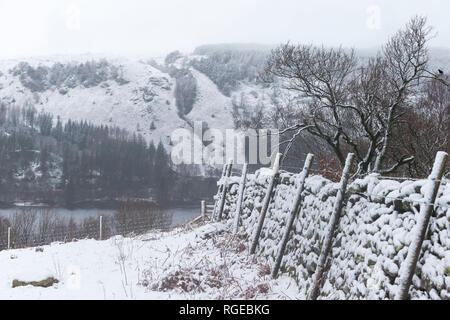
left=218, top=170, right=449, bottom=300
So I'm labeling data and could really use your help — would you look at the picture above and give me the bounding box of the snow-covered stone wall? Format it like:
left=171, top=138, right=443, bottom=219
left=219, top=170, right=450, bottom=300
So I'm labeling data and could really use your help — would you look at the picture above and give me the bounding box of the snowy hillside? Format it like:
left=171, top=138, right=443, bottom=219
left=0, top=51, right=277, bottom=179
left=0, top=48, right=281, bottom=148
left=0, top=56, right=190, bottom=146
left=1, top=46, right=448, bottom=171
left=184, top=69, right=234, bottom=130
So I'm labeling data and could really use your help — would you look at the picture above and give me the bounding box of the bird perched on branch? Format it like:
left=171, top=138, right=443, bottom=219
left=438, top=69, right=444, bottom=75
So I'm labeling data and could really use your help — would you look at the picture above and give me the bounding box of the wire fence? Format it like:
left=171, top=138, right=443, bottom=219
left=357, top=192, right=450, bottom=210
left=3, top=157, right=448, bottom=252
left=223, top=155, right=450, bottom=212
left=211, top=151, right=449, bottom=300
left=0, top=201, right=173, bottom=251
left=279, top=160, right=450, bottom=211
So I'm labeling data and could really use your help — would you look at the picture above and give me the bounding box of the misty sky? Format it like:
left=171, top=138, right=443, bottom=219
left=0, top=0, right=449, bottom=59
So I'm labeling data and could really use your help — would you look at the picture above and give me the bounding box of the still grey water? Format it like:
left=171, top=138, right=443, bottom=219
left=0, top=206, right=201, bottom=228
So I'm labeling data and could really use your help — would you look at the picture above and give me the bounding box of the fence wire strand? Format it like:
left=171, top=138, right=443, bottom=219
left=0, top=206, right=174, bottom=251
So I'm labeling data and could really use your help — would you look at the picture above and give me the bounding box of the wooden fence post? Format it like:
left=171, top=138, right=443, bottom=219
left=233, top=163, right=249, bottom=234
left=249, top=153, right=282, bottom=255
left=7, top=227, right=11, bottom=250
left=201, top=200, right=206, bottom=218
left=272, top=154, right=314, bottom=278
left=212, top=163, right=228, bottom=221
left=309, top=153, right=355, bottom=300
left=395, top=151, right=448, bottom=300
left=217, top=160, right=234, bottom=221
left=99, top=216, right=103, bottom=241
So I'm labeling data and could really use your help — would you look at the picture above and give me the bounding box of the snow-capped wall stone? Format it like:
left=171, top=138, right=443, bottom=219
left=218, top=170, right=449, bottom=300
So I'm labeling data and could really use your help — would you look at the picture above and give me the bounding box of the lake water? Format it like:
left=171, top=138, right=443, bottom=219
left=0, top=206, right=202, bottom=228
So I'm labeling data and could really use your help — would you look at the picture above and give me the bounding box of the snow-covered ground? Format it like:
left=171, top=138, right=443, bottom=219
left=0, top=221, right=299, bottom=300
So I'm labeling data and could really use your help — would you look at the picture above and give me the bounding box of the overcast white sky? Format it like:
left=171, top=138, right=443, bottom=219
left=0, top=0, right=449, bottom=59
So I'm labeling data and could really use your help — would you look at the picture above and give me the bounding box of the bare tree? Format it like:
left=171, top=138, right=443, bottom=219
left=263, top=16, right=440, bottom=175
left=264, top=43, right=357, bottom=164
left=10, top=209, right=38, bottom=246
left=37, top=209, right=56, bottom=243
left=394, top=75, right=450, bottom=176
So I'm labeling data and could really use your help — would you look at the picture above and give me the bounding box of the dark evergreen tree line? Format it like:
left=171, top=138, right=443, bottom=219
left=0, top=102, right=173, bottom=206
left=191, top=46, right=269, bottom=96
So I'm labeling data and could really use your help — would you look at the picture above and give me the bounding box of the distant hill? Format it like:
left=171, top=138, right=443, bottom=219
left=194, top=43, right=275, bottom=55
left=0, top=43, right=448, bottom=171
